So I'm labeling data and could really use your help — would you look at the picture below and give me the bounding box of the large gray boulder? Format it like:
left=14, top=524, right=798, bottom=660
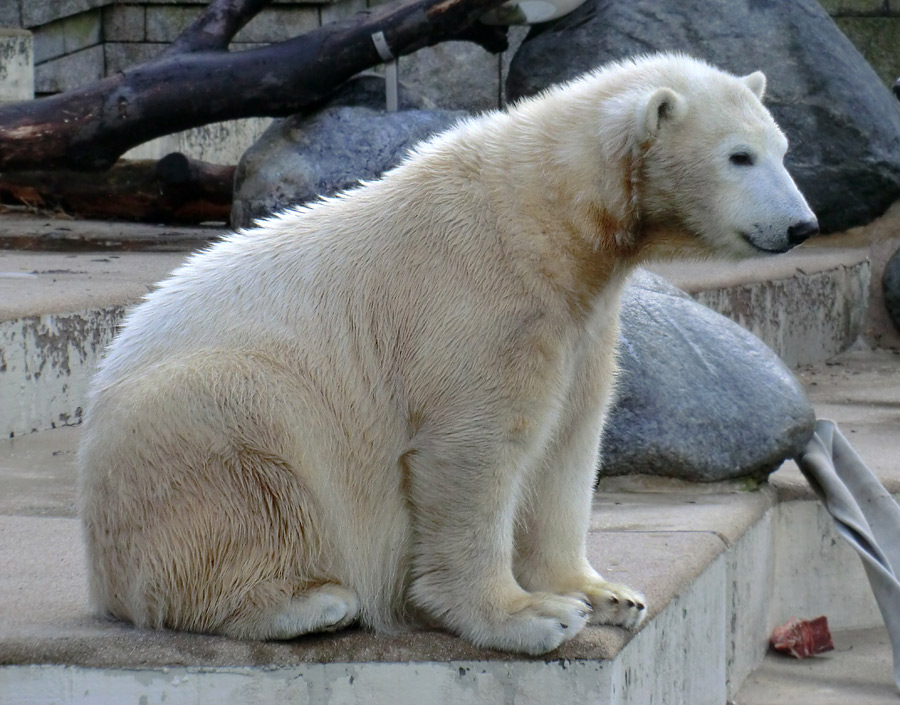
left=507, top=0, right=900, bottom=234
left=232, top=76, right=465, bottom=229
left=601, top=269, right=816, bottom=482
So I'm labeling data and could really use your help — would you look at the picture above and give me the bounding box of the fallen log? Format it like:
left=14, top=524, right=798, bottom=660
left=0, top=0, right=508, bottom=171
left=0, top=153, right=235, bottom=224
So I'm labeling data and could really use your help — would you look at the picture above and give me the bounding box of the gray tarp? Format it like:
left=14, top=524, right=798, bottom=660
left=795, top=419, right=900, bottom=693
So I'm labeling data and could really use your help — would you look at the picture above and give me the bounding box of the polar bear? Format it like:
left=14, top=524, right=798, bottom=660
left=78, top=53, right=817, bottom=655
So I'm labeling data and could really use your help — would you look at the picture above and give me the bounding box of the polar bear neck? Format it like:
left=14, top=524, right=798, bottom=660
left=385, top=89, right=650, bottom=320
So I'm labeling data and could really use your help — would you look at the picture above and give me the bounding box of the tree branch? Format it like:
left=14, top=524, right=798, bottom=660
left=162, top=0, right=273, bottom=57
left=0, top=0, right=508, bottom=172
left=0, top=153, right=234, bottom=223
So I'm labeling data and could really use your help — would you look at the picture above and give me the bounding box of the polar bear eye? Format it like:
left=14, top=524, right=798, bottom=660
left=729, top=152, right=754, bottom=167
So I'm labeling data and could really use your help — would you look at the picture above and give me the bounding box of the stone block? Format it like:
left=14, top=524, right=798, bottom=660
left=835, top=17, right=900, bottom=87
left=32, top=9, right=102, bottom=64
left=34, top=44, right=103, bottom=94
left=613, top=555, right=728, bottom=705
left=234, top=6, right=319, bottom=43
left=145, top=5, right=201, bottom=42
left=321, top=0, right=367, bottom=25
left=0, top=29, right=33, bottom=103
left=123, top=117, right=274, bottom=165
left=724, top=515, right=774, bottom=700
left=102, top=5, right=146, bottom=42
left=400, top=41, right=500, bottom=112
left=0, top=309, right=124, bottom=438
left=103, top=42, right=161, bottom=74
left=21, top=0, right=107, bottom=29
left=820, top=0, right=887, bottom=15
left=31, top=23, right=64, bottom=65
left=693, top=258, right=870, bottom=368
left=0, top=1, right=21, bottom=28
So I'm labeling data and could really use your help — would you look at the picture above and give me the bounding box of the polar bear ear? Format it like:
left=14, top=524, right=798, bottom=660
left=638, top=87, right=687, bottom=141
left=742, top=71, right=767, bottom=99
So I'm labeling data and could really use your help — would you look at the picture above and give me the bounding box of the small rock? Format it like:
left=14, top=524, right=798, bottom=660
left=883, top=246, right=900, bottom=334
left=600, top=270, right=816, bottom=482
left=507, top=0, right=900, bottom=233
left=231, top=76, right=465, bottom=229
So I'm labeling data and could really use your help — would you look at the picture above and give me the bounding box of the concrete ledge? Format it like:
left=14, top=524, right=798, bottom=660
left=0, top=430, right=754, bottom=669
left=0, top=216, right=220, bottom=256
left=0, top=306, right=124, bottom=437
left=0, top=248, right=190, bottom=438
left=0, top=223, right=876, bottom=438
left=647, top=242, right=871, bottom=367
left=0, top=249, right=189, bottom=321
left=1, top=347, right=897, bottom=701
left=0, top=431, right=769, bottom=704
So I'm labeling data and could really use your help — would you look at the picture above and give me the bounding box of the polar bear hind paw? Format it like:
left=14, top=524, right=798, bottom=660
left=221, top=583, right=360, bottom=641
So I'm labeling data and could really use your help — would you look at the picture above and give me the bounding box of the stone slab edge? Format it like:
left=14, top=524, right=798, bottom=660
left=0, top=507, right=781, bottom=705
left=0, top=306, right=126, bottom=438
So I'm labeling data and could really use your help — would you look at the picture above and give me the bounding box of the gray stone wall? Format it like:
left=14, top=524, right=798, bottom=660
left=819, top=0, right=900, bottom=88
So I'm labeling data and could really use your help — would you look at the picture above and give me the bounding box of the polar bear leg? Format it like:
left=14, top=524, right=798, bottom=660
left=514, top=354, right=647, bottom=631
left=515, top=442, right=647, bottom=632
left=404, top=442, right=591, bottom=655
left=516, top=446, right=647, bottom=629
left=219, top=583, right=360, bottom=640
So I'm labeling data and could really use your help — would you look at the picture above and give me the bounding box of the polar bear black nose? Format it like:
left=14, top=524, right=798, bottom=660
left=787, top=219, right=819, bottom=246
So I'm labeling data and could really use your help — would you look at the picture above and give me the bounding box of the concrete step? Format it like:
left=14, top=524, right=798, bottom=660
left=0, top=422, right=773, bottom=704
left=0, top=246, right=191, bottom=438
left=734, top=627, right=898, bottom=705
left=1, top=348, right=898, bottom=703
left=0, top=214, right=874, bottom=439
left=646, top=242, right=870, bottom=369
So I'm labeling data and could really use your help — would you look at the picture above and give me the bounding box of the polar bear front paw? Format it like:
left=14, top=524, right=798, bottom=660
left=579, top=580, right=646, bottom=630
left=459, top=592, right=591, bottom=655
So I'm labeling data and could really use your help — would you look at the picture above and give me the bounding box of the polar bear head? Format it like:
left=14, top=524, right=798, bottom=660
left=625, top=55, right=818, bottom=257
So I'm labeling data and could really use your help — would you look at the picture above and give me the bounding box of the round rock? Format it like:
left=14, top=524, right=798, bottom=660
left=232, top=76, right=465, bottom=229
left=600, top=269, right=816, bottom=482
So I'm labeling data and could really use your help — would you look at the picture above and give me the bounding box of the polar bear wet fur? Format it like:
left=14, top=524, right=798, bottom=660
left=78, top=53, right=817, bottom=655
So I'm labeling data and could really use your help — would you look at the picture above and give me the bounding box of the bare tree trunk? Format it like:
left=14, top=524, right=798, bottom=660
left=0, top=153, right=234, bottom=223
left=0, top=0, right=508, bottom=172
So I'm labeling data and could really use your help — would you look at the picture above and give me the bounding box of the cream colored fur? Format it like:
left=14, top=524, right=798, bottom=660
left=78, top=53, right=816, bottom=655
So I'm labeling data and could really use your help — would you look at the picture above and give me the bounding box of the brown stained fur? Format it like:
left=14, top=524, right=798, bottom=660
left=542, top=199, right=639, bottom=321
